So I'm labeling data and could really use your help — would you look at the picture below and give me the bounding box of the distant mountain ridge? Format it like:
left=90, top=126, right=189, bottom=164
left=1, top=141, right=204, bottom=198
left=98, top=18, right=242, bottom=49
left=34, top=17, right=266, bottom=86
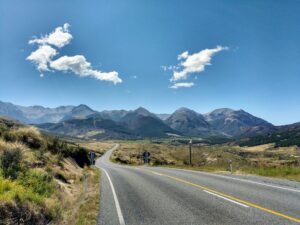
left=203, top=108, right=275, bottom=137
left=166, top=107, right=212, bottom=137
left=0, top=101, right=75, bottom=124
left=0, top=100, right=293, bottom=140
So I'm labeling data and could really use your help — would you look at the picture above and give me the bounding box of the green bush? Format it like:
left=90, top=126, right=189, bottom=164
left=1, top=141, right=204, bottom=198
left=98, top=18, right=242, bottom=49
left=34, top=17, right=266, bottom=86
left=47, top=137, right=89, bottom=167
left=0, top=177, right=42, bottom=204
left=0, top=147, right=22, bottom=179
left=18, top=169, right=55, bottom=197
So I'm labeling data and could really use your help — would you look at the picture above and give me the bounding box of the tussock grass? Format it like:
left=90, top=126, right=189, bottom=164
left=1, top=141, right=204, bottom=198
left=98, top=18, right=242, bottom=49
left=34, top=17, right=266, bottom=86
left=0, top=118, right=97, bottom=224
left=0, top=139, right=29, bottom=153
left=3, top=127, right=44, bottom=149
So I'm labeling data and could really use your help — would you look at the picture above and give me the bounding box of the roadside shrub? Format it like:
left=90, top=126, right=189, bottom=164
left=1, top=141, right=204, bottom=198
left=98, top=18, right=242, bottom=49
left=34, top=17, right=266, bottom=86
left=47, top=137, right=60, bottom=154
left=34, top=146, right=46, bottom=165
left=18, top=169, right=55, bottom=197
left=0, top=146, right=22, bottom=179
left=0, top=178, right=42, bottom=204
left=0, top=177, right=58, bottom=223
left=0, top=201, right=49, bottom=225
left=47, top=138, right=89, bottom=167
left=2, top=131, right=18, bottom=142
left=4, top=127, right=44, bottom=149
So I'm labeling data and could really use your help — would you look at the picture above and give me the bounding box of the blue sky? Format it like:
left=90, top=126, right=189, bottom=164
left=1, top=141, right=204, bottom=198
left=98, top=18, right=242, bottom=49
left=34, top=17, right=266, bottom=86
left=1, top=0, right=300, bottom=125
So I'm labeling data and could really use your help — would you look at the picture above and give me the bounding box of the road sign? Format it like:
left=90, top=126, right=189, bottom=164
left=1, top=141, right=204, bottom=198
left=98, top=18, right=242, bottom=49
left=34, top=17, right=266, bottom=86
left=89, top=151, right=96, bottom=165
left=143, top=151, right=150, bottom=164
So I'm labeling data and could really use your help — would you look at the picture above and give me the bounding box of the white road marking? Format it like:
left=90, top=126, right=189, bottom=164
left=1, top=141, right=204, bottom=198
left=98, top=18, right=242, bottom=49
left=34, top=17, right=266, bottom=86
left=102, top=168, right=126, bottom=225
left=151, top=171, right=163, bottom=176
left=203, top=190, right=249, bottom=208
left=169, top=168, right=300, bottom=193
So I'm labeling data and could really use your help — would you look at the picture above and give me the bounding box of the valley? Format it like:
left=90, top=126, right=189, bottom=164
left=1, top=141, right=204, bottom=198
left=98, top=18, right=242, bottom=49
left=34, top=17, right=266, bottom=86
left=111, top=140, right=300, bottom=181
left=0, top=101, right=300, bottom=224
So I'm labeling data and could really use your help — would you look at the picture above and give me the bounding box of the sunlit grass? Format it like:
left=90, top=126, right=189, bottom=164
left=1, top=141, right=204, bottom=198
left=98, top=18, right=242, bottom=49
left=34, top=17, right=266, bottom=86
left=112, top=142, right=300, bottom=182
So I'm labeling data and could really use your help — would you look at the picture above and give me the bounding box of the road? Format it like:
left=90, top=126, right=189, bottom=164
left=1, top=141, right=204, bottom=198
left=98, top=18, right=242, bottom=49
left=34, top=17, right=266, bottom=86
left=96, top=144, right=300, bottom=225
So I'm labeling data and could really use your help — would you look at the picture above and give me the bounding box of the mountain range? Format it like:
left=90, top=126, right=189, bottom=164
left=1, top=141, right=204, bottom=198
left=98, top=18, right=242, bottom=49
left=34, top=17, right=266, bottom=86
left=0, top=100, right=294, bottom=140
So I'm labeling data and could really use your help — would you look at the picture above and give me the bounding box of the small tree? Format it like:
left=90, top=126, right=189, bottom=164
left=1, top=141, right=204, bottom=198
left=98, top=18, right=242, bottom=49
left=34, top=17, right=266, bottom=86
left=0, top=147, right=22, bottom=179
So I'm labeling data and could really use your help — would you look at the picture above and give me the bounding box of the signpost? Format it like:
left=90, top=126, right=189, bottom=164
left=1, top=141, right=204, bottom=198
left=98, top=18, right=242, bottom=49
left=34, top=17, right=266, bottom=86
left=143, top=151, right=151, bottom=164
left=88, top=151, right=96, bottom=165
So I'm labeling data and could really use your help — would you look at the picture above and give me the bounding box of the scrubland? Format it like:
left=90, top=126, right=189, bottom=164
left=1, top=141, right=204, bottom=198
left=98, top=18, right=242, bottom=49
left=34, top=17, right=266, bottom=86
left=0, top=118, right=100, bottom=225
left=111, top=140, right=300, bottom=181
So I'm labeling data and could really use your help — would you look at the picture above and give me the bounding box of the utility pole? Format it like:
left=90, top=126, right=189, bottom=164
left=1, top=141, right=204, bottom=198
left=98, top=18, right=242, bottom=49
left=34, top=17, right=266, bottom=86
left=189, top=139, right=192, bottom=165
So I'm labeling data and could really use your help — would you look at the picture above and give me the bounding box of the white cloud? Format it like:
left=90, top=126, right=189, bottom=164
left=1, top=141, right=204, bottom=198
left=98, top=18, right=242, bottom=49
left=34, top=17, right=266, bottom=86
left=171, top=46, right=228, bottom=82
left=29, top=23, right=72, bottom=48
left=27, top=23, right=122, bottom=84
left=177, top=51, right=188, bottom=60
left=161, top=65, right=179, bottom=71
left=170, top=82, right=194, bottom=89
left=50, top=55, right=122, bottom=84
left=26, top=45, right=57, bottom=71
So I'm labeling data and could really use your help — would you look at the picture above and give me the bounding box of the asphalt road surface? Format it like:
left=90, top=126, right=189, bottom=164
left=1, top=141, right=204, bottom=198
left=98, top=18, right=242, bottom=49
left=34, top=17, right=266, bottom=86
left=96, top=144, right=300, bottom=225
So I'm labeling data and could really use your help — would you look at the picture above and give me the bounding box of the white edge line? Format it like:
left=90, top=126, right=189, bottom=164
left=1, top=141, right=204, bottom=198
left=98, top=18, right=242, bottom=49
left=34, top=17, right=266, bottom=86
left=169, top=168, right=300, bottom=194
left=102, top=168, right=126, bottom=225
left=203, top=190, right=249, bottom=208
left=151, top=171, right=163, bottom=176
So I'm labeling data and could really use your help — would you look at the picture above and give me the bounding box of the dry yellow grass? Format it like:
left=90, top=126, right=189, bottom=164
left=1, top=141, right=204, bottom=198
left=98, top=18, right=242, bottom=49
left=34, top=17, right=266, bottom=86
left=13, top=126, right=42, bottom=138
left=0, top=139, right=36, bottom=163
left=77, top=130, right=104, bottom=139
left=241, top=143, right=274, bottom=152
left=55, top=167, right=100, bottom=225
left=112, top=141, right=300, bottom=181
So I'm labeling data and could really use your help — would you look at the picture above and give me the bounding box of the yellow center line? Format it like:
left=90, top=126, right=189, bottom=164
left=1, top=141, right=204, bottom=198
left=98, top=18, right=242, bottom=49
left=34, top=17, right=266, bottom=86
left=138, top=168, right=300, bottom=223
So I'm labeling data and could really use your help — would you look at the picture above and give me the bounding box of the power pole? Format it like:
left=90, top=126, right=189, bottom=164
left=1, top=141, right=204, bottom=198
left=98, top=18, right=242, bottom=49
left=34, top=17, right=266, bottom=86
left=189, top=139, right=192, bottom=165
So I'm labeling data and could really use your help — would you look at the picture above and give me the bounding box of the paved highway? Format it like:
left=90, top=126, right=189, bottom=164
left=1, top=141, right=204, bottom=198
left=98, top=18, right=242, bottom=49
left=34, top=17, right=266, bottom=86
left=96, top=144, right=300, bottom=225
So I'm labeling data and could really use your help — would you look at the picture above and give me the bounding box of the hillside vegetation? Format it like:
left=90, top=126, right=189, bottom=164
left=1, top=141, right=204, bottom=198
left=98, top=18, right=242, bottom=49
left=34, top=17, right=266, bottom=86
left=237, top=127, right=300, bottom=147
left=112, top=141, right=300, bottom=181
left=0, top=118, right=100, bottom=225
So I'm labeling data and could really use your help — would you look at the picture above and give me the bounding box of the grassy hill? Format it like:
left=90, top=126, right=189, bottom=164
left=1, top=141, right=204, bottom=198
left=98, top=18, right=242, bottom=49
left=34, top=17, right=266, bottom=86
left=237, top=123, right=300, bottom=147
left=0, top=117, right=100, bottom=224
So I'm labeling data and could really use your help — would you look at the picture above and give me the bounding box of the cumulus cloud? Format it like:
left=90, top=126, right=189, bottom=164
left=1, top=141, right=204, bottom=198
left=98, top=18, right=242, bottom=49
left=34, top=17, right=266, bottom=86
left=26, top=23, right=122, bottom=84
left=171, top=46, right=228, bottom=82
left=29, top=23, right=72, bottom=48
left=170, top=82, right=194, bottom=89
left=26, top=45, right=57, bottom=71
left=50, top=55, right=122, bottom=84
